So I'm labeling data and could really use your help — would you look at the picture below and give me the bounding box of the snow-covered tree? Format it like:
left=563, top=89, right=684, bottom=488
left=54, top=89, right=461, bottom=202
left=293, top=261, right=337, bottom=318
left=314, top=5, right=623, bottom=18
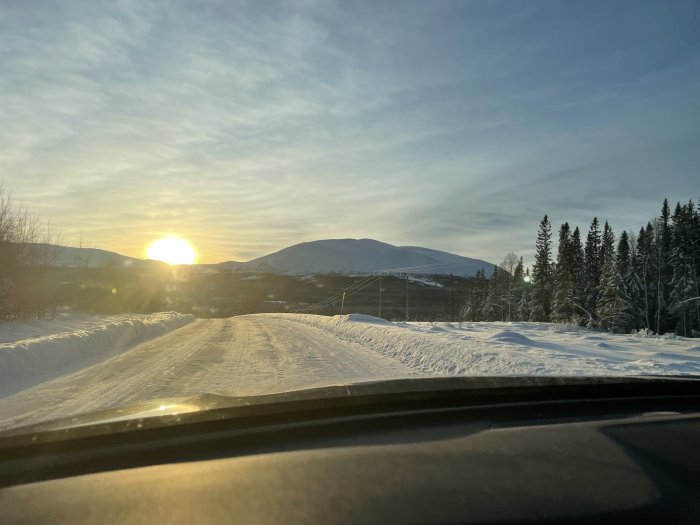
left=669, top=202, right=699, bottom=336
left=596, top=223, right=630, bottom=332
left=517, top=266, right=531, bottom=322
left=525, top=196, right=699, bottom=335
left=464, top=268, right=487, bottom=321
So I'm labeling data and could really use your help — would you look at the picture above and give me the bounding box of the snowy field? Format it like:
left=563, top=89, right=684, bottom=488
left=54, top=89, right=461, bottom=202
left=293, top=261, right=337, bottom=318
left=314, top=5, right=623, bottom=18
left=0, top=312, right=699, bottom=430
left=276, top=314, right=700, bottom=377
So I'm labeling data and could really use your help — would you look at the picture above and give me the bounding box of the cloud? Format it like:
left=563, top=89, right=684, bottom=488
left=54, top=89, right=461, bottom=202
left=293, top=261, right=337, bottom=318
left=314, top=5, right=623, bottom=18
left=0, top=0, right=698, bottom=265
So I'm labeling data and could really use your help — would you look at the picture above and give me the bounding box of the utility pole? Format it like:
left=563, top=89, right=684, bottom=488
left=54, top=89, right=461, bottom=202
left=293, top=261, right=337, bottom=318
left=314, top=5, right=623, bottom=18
left=449, top=273, right=454, bottom=322
left=378, top=274, right=382, bottom=319
left=405, top=274, right=409, bottom=321
left=340, top=291, right=346, bottom=315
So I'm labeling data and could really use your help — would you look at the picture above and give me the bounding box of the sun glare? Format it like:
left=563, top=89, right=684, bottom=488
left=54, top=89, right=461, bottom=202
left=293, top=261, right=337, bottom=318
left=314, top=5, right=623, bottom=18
left=146, top=237, right=196, bottom=265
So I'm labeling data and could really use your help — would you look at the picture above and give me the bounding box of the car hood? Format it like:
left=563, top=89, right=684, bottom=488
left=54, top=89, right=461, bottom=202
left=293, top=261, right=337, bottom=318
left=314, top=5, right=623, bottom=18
left=1, top=375, right=699, bottom=443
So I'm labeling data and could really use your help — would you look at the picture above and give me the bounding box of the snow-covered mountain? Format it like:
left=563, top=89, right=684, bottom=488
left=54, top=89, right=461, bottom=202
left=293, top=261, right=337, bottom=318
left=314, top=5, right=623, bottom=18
left=219, top=239, right=495, bottom=277
left=31, top=239, right=494, bottom=276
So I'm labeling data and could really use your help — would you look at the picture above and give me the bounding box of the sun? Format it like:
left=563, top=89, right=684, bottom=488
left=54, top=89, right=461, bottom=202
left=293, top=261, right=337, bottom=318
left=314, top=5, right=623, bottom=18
left=146, top=237, right=197, bottom=265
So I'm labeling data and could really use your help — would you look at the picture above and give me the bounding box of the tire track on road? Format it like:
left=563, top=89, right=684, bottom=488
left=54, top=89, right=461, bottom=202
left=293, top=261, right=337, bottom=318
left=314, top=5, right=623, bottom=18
left=0, top=315, right=416, bottom=430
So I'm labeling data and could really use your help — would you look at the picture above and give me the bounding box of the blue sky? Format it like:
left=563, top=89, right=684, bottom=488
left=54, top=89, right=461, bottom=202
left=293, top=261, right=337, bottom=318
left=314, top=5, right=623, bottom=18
left=1, top=0, right=698, bottom=264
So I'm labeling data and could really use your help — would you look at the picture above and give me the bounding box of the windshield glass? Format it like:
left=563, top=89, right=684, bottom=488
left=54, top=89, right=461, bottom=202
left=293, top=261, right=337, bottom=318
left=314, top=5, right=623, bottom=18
left=1, top=0, right=699, bottom=433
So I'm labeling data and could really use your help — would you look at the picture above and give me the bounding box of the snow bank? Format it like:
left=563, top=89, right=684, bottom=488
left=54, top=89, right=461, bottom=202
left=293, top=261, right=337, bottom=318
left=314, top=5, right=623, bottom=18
left=0, top=312, right=194, bottom=396
left=345, top=314, right=394, bottom=326
left=489, top=331, right=535, bottom=346
left=264, top=314, right=700, bottom=377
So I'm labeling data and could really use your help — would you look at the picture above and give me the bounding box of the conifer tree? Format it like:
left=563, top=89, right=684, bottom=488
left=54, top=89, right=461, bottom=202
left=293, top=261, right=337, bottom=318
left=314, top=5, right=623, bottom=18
left=596, top=222, right=630, bottom=331
left=615, top=230, right=636, bottom=332
left=524, top=196, right=700, bottom=335
left=512, top=256, right=525, bottom=319
left=517, top=266, right=531, bottom=322
left=583, top=218, right=602, bottom=325
left=669, top=202, right=698, bottom=336
left=484, top=266, right=505, bottom=321
left=551, top=222, right=574, bottom=322
left=625, top=230, right=646, bottom=331
left=571, top=226, right=585, bottom=316
left=656, top=198, right=672, bottom=333
left=513, top=257, right=524, bottom=281
left=501, top=252, right=519, bottom=321
left=530, top=215, right=553, bottom=321
left=465, top=268, right=487, bottom=321
left=635, top=224, right=656, bottom=330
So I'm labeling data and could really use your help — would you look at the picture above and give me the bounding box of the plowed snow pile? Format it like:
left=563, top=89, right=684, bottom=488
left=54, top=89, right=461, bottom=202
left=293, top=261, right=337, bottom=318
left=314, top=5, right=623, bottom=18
left=269, top=314, right=700, bottom=376
left=0, top=312, right=194, bottom=396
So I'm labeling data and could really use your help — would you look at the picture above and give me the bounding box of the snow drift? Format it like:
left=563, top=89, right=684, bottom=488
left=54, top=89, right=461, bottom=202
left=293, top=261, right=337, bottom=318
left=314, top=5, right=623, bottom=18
left=0, top=312, right=194, bottom=396
left=268, top=314, right=700, bottom=377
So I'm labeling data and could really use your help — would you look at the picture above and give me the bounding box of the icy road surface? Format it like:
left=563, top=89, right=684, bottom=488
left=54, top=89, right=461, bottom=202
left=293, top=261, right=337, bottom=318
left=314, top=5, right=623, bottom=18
left=0, top=315, right=414, bottom=430
left=2, top=312, right=700, bottom=431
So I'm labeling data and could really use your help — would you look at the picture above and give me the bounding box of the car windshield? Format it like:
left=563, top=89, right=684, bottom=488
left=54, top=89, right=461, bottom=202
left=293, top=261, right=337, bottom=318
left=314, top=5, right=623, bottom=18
left=0, top=0, right=699, bottom=434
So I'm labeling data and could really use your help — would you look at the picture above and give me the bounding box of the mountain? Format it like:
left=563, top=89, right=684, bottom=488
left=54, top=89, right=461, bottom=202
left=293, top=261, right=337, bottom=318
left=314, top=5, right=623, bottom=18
left=22, top=244, right=166, bottom=269
left=218, top=239, right=494, bottom=277
left=28, top=239, right=495, bottom=277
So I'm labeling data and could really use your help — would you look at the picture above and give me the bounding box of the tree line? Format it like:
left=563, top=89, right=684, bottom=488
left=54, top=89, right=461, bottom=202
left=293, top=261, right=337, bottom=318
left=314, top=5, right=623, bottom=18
left=0, top=184, right=63, bottom=319
left=463, top=197, right=700, bottom=336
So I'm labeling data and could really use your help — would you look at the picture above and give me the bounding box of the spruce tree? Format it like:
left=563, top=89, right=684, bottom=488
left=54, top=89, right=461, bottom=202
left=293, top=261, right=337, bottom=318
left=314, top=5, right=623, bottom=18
left=637, top=222, right=657, bottom=330
left=484, top=266, right=502, bottom=321
left=571, top=226, right=585, bottom=319
left=583, top=218, right=602, bottom=325
left=692, top=199, right=700, bottom=331
left=513, top=257, right=529, bottom=321
left=615, top=230, right=636, bottom=332
left=656, top=198, right=672, bottom=333
left=617, top=230, right=631, bottom=277
left=625, top=230, right=646, bottom=331
left=530, top=215, right=553, bottom=321
left=596, top=222, right=629, bottom=331
left=514, top=257, right=524, bottom=281
left=465, top=268, right=487, bottom=321
left=596, top=222, right=616, bottom=329
left=551, top=222, right=574, bottom=322
left=669, top=202, right=698, bottom=336
left=517, top=267, right=531, bottom=322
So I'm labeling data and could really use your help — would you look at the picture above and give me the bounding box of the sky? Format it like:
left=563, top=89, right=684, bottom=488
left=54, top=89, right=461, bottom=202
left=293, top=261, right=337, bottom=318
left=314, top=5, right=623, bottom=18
left=1, top=0, right=699, bottom=265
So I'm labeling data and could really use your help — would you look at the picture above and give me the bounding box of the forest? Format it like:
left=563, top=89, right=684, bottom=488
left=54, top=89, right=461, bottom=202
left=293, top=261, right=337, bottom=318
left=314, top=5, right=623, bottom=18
left=464, top=198, right=700, bottom=336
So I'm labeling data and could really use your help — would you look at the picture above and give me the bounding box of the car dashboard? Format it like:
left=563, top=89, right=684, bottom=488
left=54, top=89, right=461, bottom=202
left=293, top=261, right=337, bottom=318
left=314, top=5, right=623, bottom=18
left=0, top=377, right=699, bottom=524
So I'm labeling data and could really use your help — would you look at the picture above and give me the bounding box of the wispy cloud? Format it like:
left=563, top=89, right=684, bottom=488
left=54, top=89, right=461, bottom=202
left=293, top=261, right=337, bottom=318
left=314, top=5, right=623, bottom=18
left=1, top=0, right=698, bottom=264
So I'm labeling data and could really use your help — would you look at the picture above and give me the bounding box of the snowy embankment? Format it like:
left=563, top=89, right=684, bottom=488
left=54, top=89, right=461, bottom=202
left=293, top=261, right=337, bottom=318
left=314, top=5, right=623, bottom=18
left=0, top=312, right=194, bottom=396
left=268, top=313, right=700, bottom=377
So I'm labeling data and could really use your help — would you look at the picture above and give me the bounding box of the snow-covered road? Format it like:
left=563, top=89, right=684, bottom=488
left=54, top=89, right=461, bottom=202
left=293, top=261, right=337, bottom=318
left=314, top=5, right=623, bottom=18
left=0, top=315, right=414, bottom=430
left=2, top=312, right=700, bottom=431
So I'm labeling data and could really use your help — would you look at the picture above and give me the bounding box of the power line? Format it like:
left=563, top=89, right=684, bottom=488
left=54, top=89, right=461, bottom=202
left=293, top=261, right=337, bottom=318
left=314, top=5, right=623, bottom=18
left=292, top=261, right=459, bottom=314
left=293, top=273, right=381, bottom=313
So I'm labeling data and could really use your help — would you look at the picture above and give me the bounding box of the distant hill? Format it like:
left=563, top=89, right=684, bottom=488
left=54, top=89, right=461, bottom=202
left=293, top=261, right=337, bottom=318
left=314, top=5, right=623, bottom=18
left=218, top=239, right=494, bottom=277
left=25, top=239, right=495, bottom=276
left=23, top=244, right=166, bottom=269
